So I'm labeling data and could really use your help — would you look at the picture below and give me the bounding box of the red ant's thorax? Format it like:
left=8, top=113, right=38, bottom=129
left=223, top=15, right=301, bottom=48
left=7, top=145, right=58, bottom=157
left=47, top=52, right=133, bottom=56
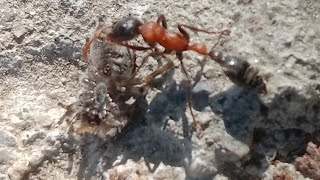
left=139, top=22, right=164, bottom=44
left=139, top=22, right=188, bottom=51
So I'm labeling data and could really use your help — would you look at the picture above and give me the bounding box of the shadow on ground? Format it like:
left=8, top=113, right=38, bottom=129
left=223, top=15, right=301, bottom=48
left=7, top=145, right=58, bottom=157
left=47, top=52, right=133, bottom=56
left=55, top=69, right=320, bottom=179
left=210, top=86, right=320, bottom=179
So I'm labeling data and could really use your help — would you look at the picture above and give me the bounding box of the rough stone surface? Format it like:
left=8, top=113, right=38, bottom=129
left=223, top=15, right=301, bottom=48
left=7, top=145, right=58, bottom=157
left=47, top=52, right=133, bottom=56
left=295, top=142, right=320, bottom=180
left=0, top=0, right=319, bottom=179
left=0, top=130, right=17, bottom=147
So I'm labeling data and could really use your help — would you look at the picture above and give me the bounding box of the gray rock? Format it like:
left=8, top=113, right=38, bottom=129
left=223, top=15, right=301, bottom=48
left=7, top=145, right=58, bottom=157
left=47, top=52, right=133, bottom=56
left=0, top=10, right=15, bottom=24
left=7, top=160, right=30, bottom=180
left=0, top=130, right=17, bottom=147
left=0, top=173, right=10, bottom=180
left=0, top=147, right=16, bottom=164
left=21, top=130, right=47, bottom=146
left=11, top=26, right=27, bottom=38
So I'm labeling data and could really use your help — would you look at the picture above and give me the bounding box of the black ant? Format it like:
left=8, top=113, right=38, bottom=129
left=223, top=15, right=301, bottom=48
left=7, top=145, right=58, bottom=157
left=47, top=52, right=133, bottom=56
left=208, top=51, right=267, bottom=94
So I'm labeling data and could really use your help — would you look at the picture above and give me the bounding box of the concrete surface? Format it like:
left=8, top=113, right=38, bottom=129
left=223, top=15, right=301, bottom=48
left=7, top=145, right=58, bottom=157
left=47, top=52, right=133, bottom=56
left=0, top=0, right=319, bottom=179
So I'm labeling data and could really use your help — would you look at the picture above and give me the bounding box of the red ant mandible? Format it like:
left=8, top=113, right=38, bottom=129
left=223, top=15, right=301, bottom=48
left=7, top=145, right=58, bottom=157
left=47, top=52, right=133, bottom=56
left=82, top=14, right=230, bottom=138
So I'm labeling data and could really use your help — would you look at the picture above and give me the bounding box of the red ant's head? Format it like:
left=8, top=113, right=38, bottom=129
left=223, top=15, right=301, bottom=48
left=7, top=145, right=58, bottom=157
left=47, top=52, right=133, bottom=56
left=109, top=16, right=143, bottom=42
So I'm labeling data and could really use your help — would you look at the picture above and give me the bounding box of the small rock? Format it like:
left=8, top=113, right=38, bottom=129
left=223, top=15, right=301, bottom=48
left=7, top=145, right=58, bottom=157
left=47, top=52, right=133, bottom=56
left=29, top=11, right=36, bottom=16
left=188, top=155, right=217, bottom=179
left=0, top=130, right=17, bottom=147
left=34, top=115, right=53, bottom=128
left=21, top=130, right=47, bottom=146
left=285, top=56, right=297, bottom=68
left=203, top=67, right=221, bottom=79
left=28, top=150, right=45, bottom=167
left=45, top=130, right=65, bottom=145
left=192, top=81, right=216, bottom=93
left=219, top=137, right=250, bottom=160
left=12, top=26, right=27, bottom=38
left=9, top=114, right=23, bottom=125
left=0, top=173, right=10, bottom=180
left=0, top=147, right=16, bottom=164
left=7, top=160, right=30, bottom=180
left=0, top=11, right=15, bottom=23
left=213, top=174, right=229, bottom=180
left=195, top=110, right=215, bottom=127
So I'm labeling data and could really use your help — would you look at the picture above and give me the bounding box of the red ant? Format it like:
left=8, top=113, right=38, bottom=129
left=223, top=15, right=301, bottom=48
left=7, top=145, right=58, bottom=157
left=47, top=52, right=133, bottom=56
left=82, top=14, right=230, bottom=138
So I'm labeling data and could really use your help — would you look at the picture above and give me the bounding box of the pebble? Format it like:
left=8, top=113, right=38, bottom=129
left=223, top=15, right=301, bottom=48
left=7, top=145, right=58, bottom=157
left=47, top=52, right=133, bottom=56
left=192, top=81, right=217, bottom=94
left=9, top=114, right=24, bottom=124
left=0, top=11, right=15, bottom=23
left=12, top=26, right=27, bottom=38
left=28, top=150, right=45, bottom=167
left=285, top=55, right=297, bottom=68
left=203, top=67, right=221, bottom=79
left=7, top=160, right=31, bottom=180
left=0, top=147, right=16, bottom=164
left=0, top=130, right=17, bottom=147
left=0, top=173, right=10, bottom=180
left=195, top=110, right=214, bottom=126
left=34, top=115, right=53, bottom=128
left=21, top=130, right=47, bottom=146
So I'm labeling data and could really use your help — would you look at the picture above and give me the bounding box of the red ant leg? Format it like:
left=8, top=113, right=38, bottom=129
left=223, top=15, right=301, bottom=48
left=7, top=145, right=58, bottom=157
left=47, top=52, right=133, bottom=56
left=187, top=30, right=225, bottom=56
left=131, top=50, right=156, bottom=79
left=123, top=53, right=174, bottom=98
left=57, top=102, right=80, bottom=125
left=176, top=52, right=203, bottom=139
left=143, top=53, right=174, bottom=85
left=113, top=41, right=152, bottom=51
left=57, top=102, right=75, bottom=110
left=157, top=14, right=168, bottom=29
left=82, top=27, right=107, bottom=61
left=179, top=24, right=230, bottom=36
left=127, top=48, right=138, bottom=73
left=178, top=24, right=190, bottom=41
left=180, top=23, right=227, bottom=56
left=131, top=46, right=170, bottom=80
left=178, top=23, right=229, bottom=55
left=175, top=25, right=203, bottom=138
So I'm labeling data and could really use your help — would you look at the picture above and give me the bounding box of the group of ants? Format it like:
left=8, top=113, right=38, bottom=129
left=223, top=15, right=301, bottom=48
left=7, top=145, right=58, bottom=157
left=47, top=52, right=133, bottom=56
left=59, top=14, right=267, bottom=139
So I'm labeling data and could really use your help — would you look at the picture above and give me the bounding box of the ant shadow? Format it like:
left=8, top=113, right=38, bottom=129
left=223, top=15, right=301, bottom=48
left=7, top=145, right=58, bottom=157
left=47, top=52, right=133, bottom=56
left=209, top=86, right=319, bottom=179
left=145, top=65, right=319, bottom=179
left=71, top=93, right=193, bottom=179
left=70, top=62, right=204, bottom=179
left=68, top=60, right=320, bottom=179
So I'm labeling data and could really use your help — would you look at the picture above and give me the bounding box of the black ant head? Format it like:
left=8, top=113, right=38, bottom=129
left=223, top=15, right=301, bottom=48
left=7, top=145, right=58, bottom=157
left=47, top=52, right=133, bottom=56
left=109, top=16, right=143, bottom=41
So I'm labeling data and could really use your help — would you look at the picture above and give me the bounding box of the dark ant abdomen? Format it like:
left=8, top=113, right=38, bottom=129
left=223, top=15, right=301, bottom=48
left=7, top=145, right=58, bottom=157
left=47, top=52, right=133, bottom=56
left=223, top=56, right=266, bottom=93
left=209, top=51, right=267, bottom=94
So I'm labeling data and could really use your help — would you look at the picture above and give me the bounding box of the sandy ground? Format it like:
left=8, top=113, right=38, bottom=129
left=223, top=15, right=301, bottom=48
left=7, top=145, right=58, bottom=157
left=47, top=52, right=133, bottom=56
left=0, top=0, right=320, bottom=179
